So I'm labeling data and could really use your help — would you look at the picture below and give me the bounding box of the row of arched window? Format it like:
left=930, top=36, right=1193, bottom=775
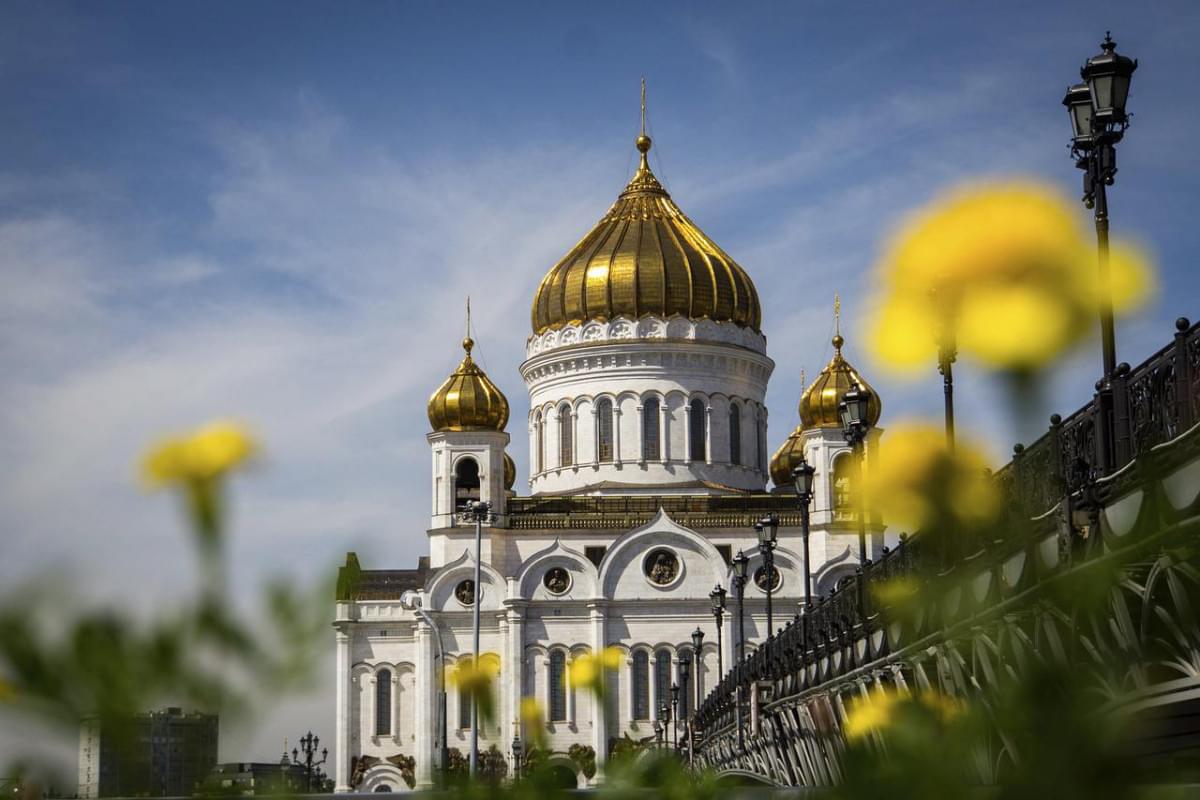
left=533, top=397, right=766, bottom=474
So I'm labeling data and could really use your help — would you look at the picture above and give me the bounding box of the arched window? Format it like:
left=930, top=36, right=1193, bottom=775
left=458, top=681, right=471, bottom=729
left=549, top=650, right=567, bottom=722
left=642, top=398, right=660, bottom=461
left=631, top=650, right=650, bottom=720
left=689, top=400, right=706, bottom=461
left=597, top=398, right=614, bottom=463
left=558, top=405, right=573, bottom=467
left=653, top=650, right=671, bottom=718
left=453, top=457, right=479, bottom=512
left=729, top=405, right=742, bottom=465
left=758, top=415, right=767, bottom=471
left=535, top=411, right=544, bottom=473
left=833, top=454, right=854, bottom=521
left=375, top=669, right=392, bottom=735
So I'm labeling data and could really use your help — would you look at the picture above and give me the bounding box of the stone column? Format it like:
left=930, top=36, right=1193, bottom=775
left=334, top=626, right=352, bottom=793
left=683, top=404, right=693, bottom=462
left=588, top=601, right=609, bottom=778
left=659, top=401, right=668, bottom=464
left=414, top=618, right=435, bottom=789
left=613, top=407, right=623, bottom=466
left=704, top=405, right=713, bottom=466
left=506, top=600, right=526, bottom=771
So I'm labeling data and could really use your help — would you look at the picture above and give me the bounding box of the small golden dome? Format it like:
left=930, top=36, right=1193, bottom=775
left=769, top=425, right=805, bottom=488
left=531, top=134, right=761, bottom=335
left=503, top=452, right=516, bottom=491
left=799, top=333, right=882, bottom=429
left=427, top=337, right=510, bottom=432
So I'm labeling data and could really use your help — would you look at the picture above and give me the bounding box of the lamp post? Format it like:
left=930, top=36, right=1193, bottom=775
left=1063, top=32, right=1137, bottom=384
left=670, top=683, right=680, bottom=751
left=839, top=382, right=873, bottom=566
left=658, top=702, right=670, bottom=749
left=292, top=731, right=327, bottom=793
left=937, top=313, right=958, bottom=451
left=653, top=715, right=664, bottom=748
left=709, top=585, right=726, bottom=677
left=690, top=627, right=704, bottom=721
left=756, top=516, right=779, bottom=638
left=460, top=499, right=493, bottom=777
left=731, top=551, right=749, bottom=663
left=791, top=456, right=816, bottom=644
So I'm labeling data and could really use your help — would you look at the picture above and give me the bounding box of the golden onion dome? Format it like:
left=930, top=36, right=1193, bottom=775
left=769, top=425, right=805, bottom=488
left=799, top=333, right=882, bottom=429
left=531, top=132, right=761, bottom=334
left=503, top=452, right=516, bottom=491
left=427, top=337, right=510, bottom=432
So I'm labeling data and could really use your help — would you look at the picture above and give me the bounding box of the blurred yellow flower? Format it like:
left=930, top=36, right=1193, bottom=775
left=869, top=181, right=1154, bottom=372
left=520, top=697, right=547, bottom=749
left=844, top=691, right=899, bottom=741
left=569, top=647, right=623, bottom=697
left=447, top=654, right=500, bottom=725
left=0, top=677, right=14, bottom=703
left=862, top=422, right=999, bottom=533
left=871, top=577, right=920, bottom=608
left=141, top=420, right=258, bottom=489
left=844, top=690, right=962, bottom=742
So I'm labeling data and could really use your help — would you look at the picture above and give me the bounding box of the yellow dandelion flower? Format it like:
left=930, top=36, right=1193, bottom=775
left=843, top=692, right=899, bottom=741
left=600, top=646, right=623, bottom=671
left=568, top=653, right=597, bottom=690
left=870, top=180, right=1154, bottom=373
left=141, top=420, right=258, bottom=489
left=0, top=677, right=14, bottom=703
left=870, top=577, right=920, bottom=608
left=520, top=697, right=544, bottom=728
left=862, top=421, right=999, bottom=533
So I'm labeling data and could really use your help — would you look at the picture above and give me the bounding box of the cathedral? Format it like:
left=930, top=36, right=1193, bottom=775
left=332, top=119, right=885, bottom=792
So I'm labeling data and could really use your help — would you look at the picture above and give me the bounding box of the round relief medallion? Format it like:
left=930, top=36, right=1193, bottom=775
left=454, top=579, right=476, bottom=606
left=643, top=548, right=680, bottom=586
left=543, top=567, right=571, bottom=595
left=754, top=565, right=782, bottom=592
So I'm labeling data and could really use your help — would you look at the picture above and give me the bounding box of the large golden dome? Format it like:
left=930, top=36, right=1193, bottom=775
left=799, top=333, right=882, bottom=429
left=531, top=133, right=761, bottom=335
left=427, top=337, right=510, bottom=432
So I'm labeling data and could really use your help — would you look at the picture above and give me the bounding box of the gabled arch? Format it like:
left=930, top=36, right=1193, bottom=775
left=597, top=508, right=726, bottom=599
left=425, top=549, right=507, bottom=612
left=514, top=538, right=599, bottom=599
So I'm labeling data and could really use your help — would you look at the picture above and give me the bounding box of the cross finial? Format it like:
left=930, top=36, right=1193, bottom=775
left=800, top=367, right=806, bottom=389
left=834, top=293, right=841, bottom=336
left=640, top=77, right=647, bottom=138
left=463, top=297, right=474, bottom=355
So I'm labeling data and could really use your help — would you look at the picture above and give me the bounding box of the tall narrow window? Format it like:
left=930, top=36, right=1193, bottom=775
left=453, top=457, right=480, bottom=511
left=549, top=650, right=567, bottom=722
left=689, top=400, right=706, bottom=461
left=632, top=650, right=650, bottom=720
left=558, top=405, right=573, bottom=467
left=833, top=454, right=854, bottom=521
left=535, top=411, right=544, bottom=473
left=654, top=651, right=671, bottom=717
left=458, top=683, right=471, bottom=729
left=642, top=398, right=660, bottom=461
left=376, top=669, right=392, bottom=735
left=758, top=416, right=767, bottom=471
left=597, top=398, right=614, bottom=463
left=752, top=409, right=760, bottom=471
left=729, top=405, right=742, bottom=465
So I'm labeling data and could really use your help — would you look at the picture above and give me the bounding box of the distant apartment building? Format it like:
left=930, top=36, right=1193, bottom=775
left=203, top=761, right=311, bottom=796
left=78, top=707, right=218, bottom=798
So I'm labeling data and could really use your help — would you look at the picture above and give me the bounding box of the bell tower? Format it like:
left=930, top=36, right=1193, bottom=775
left=426, top=305, right=514, bottom=529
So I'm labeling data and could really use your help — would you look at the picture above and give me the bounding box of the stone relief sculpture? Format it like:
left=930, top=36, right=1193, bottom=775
left=644, top=549, right=679, bottom=585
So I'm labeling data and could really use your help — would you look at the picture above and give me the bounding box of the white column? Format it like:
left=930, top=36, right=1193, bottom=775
left=636, top=405, right=645, bottom=464
left=414, top=619, right=435, bottom=789
left=507, top=602, right=525, bottom=769
left=704, top=405, right=713, bottom=466
left=659, top=401, right=668, bottom=464
left=334, top=627, right=352, bottom=793
left=589, top=602, right=608, bottom=778
left=613, top=407, right=623, bottom=466
left=683, top=404, right=693, bottom=462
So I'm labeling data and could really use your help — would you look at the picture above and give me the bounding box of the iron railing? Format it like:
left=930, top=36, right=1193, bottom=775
left=693, top=316, right=1199, bottom=739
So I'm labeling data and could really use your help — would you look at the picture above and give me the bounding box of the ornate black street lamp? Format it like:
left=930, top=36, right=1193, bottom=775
left=292, top=731, right=327, bottom=793
left=653, top=715, right=664, bottom=748
left=459, top=499, right=494, bottom=776
left=731, top=550, right=749, bottom=663
left=511, top=734, right=523, bottom=782
left=1064, top=33, right=1138, bottom=380
left=1064, top=33, right=1138, bottom=470
left=670, top=682, right=680, bottom=750
left=755, top=516, right=779, bottom=637
left=839, top=382, right=872, bottom=566
left=709, top=584, right=726, bottom=677
left=690, top=627, right=704, bottom=721
left=658, top=702, right=670, bottom=749
left=792, top=456, right=816, bottom=643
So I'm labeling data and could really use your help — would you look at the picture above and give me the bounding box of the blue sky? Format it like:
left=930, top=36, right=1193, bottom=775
left=2, top=0, right=1198, bottom=769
